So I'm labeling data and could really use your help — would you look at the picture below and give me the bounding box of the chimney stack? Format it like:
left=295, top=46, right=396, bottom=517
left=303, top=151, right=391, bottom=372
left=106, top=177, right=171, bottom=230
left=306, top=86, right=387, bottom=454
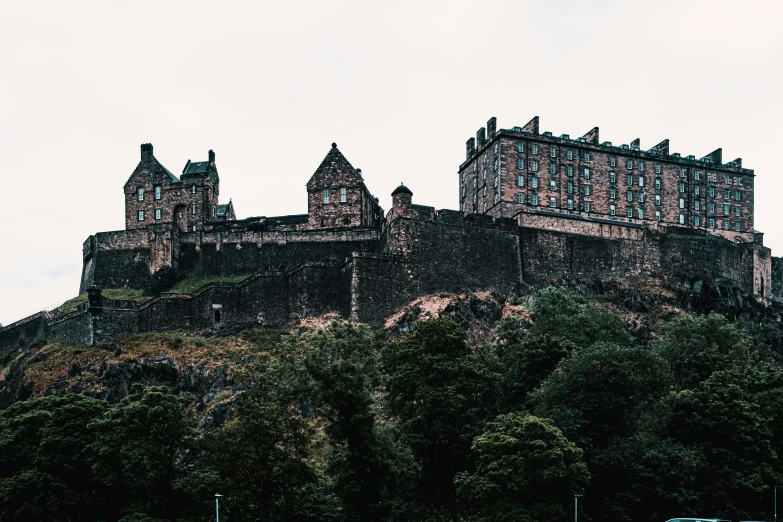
left=476, top=127, right=486, bottom=147
left=140, top=143, right=153, bottom=161
left=487, top=117, right=497, bottom=137
left=208, top=149, right=215, bottom=163
left=466, top=137, right=476, bottom=159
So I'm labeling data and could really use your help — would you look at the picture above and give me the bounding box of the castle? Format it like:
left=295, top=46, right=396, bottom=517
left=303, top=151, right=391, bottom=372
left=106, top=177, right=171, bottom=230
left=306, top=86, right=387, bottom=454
left=0, top=117, right=775, bottom=348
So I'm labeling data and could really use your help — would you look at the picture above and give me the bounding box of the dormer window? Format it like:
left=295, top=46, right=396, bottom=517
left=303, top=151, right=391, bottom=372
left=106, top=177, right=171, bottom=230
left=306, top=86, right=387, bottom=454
left=323, top=188, right=330, bottom=203
left=154, top=185, right=161, bottom=200
left=340, top=187, right=347, bottom=203
left=137, top=187, right=144, bottom=201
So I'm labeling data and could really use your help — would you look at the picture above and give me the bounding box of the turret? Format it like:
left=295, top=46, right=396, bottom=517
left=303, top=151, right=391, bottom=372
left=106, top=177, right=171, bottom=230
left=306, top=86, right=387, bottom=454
left=392, top=183, right=413, bottom=209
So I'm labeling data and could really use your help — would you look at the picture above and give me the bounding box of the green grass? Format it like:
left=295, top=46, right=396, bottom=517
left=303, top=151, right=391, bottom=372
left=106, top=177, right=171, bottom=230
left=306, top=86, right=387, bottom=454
left=167, top=276, right=248, bottom=294
left=59, top=289, right=147, bottom=314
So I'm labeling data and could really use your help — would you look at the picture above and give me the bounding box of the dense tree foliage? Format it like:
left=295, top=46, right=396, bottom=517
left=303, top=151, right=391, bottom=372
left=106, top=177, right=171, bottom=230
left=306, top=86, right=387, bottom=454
left=1, top=286, right=782, bottom=522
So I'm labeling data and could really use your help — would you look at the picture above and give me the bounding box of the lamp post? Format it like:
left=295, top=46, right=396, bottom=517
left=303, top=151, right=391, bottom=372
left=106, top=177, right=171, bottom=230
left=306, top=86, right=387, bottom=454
left=215, top=493, right=223, bottom=522
left=575, top=493, right=583, bottom=522
left=775, top=486, right=779, bottom=522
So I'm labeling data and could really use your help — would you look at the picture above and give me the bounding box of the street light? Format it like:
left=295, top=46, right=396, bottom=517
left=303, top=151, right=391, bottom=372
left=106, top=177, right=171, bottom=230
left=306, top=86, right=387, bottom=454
left=215, top=493, right=223, bottom=522
left=774, top=486, right=779, bottom=522
left=575, top=493, right=583, bottom=522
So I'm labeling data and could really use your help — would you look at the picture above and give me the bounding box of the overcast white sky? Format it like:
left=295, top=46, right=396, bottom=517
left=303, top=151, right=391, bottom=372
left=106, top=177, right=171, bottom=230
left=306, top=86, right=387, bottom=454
left=1, top=0, right=781, bottom=326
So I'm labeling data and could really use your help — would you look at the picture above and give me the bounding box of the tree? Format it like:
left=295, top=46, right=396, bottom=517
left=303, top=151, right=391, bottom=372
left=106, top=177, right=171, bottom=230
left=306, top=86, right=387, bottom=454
left=455, top=413, right=590, bottom=522
left=652, top=312, right=755, bottom=390
left=89, top=385, right=197, bottom=521
left=530, top=342, right=671, bottom=452
left=382, top=318, right=503, bottom=516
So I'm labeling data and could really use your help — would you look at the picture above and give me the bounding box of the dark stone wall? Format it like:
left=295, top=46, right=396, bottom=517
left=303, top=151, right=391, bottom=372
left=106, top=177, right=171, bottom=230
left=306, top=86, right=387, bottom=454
left=0, top=314, right=47, bottom=350
left=773, top=257, right=783, bottom=302
left=287, top=263, right=347, bottom=319
left=49, top=312, right=93, bottom=346
left=349, top=254, right=414, bottom=323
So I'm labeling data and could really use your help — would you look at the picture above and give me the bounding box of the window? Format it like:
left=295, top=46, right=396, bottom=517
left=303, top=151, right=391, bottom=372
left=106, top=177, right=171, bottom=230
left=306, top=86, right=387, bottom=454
left=679, top=214, right=685, bottom=225
left=531, top=175, right=538, bottom=188
left=137, top=187, right=144, bottom=201
left=567, top=149, right=574, bottom=161
left=530, top=144, right=538, bottom=155
left=723, top=204, right=729, bottom=215
left=323, top=188, right=330, bottom=203
left=483, top=202, right=487, bottom=213
left=694, top=185, right=700, bottom=196
left=638, top=160, right=645, bottom=172
left=494, top=142, right=499, bottom=153
left=723, top=174, right=730, bottom=184
left=609, top=156, right=616, bottom=167
left=724, top=189, right=730, bottom=199
left=517, top=192, right=524, bottom=203
left=626, top=159, right=633, bottom=170
left=494, top=193, right=499, bottom=204
left=550, top=146, right=556, bottom=158
left=567, top=181, right=574, bottom=194
left=709, top=218, right=715, bottom=228
left=462, top=187, right=465, bottom=198
left=627, top=174, right=633, bottom=185
left=694, top=215, right=701, bottom=226
left=680, top=167, right=687, bottom=178
left=530, top=159, right=539, bottom=171
left=638, top=193, right=645, bottom=203
left=192, top=185, right=196, bottom=194
left=735, top=205, right=741, bottom=217
left=494, top=159, right=499, bottom=171
left=733, top=176, right=741, bottom=186
left=178, top=211, right=183, bottom=219
left=584, top=201, right=591, bottom=212
left=549, top=179, right=556, bottom=191
left=734, top=190, right=741, bottom=201
left=517, top=141, right=524, bottom=153
left=483, top=186, right=487, bottom=197
left=654, top=163, right=661, bottom=174
left=192, top=204, right=197, bottom=215
left=567, top=165, right=573, bottom=177
left=709, top=202, right=715, bottom=213
left=517, top=158, right=524, bottom=169
left=694, top=201, right=700, bottom=211
left=473, top=162, right=477, bottom=172
left=138, top=210, right=144, bottom=221
left=340, top=187, right=347, bottom=203
left=694, top=170, right=701, bottom=181
left=583, top=152, right=591, bottom=163
left=483, top=167, right=487, bottom=180
left=549, top=162, right=556, bottom=174
left=638, top=176, right=644, bottom=187
left=679, top=198, right=685, bottom=209
left=610, top=187, right=616, bottom=199
left=531, top=194, right=538, bottom=206
left=638, top=208, right=644, bottom=219
left=567, top=198, right=574, bottom=210
left=709, top=186, right=716, bottom=198
left=735, top=221, right=741, bottom=232
left=708, top=172, right=716, bottom=182
left=655, top=178, right=661, bottom=190
left=655, top=211, right=661, bottom=222
left=192, top=225, right=197, bottom=232
left=473, top=178, right=477, bottom=189
left=154, top=185, right=161, bottom=200
left=627, top=190, right=633, bottom=202
left=517, top=175, right=524, bottom=187
left=584, top=184, right=591, bottom=196
left=626, top=207, right=633, bottom=218
left=583, top=167, right=590, bottom=179
left=549, top=196, right=557, bottom=207
left=723, top=219, right=729, bottom=230
left=610, top=171, right=616, bottom=183
left=494, top=176, right=498, bottom=187
left=155, top=208, right=161, bottom=220
left=679, top=183, right=685, bottom=193
left=655, top=195, right=661, bottom=206
left=610, top=204, right=616, bottom=216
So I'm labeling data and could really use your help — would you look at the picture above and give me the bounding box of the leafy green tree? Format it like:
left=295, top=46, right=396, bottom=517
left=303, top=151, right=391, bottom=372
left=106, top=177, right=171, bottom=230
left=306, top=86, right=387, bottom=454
left=89, top=385, right=197, bottom=521
left=382, top=318, right=503, bottom=516
left=530, top=342, right=671, bottom=452
left=304, top=322, right=416, bottom=522
left=455, top=413, right=589, bottom=522
left=0, top=394, right=107, bottom=522
left=652, top=312, right=755, bottom=389
left=662, top=366, right=780, bottom=519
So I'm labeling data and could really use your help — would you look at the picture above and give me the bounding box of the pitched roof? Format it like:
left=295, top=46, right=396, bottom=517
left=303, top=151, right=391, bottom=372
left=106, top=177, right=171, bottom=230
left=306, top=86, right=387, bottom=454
left=306, top=143, right=364, bottom=189
left=182, top=160, right=209, bottom=175
left=124, top=157, right=180, bottom=188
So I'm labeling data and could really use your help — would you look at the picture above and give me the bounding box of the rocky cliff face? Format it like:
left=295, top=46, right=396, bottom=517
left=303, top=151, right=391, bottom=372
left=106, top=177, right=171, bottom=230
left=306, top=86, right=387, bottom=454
left=1, top=276, right=781, bottom=417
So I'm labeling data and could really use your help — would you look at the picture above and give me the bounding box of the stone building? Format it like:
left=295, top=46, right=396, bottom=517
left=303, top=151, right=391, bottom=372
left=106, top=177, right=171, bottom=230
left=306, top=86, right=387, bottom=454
left=459, top=117, right=755, bottom=243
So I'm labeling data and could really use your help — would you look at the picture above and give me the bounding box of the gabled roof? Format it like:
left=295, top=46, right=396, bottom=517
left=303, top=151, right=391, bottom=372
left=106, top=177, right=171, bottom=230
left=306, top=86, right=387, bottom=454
left=183, top=160, right=209, bottom=175
left=306, top=143, right=365, bottom=189
left=124, top=157, right=180, bottom=188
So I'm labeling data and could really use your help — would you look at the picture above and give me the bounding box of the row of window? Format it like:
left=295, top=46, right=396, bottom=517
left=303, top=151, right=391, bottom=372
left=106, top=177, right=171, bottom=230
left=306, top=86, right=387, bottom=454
left=137, top=185, right=198, bottom=202
left=322, top=187, right=348, bottom=204
left=138, top=204, right=197, bottom=221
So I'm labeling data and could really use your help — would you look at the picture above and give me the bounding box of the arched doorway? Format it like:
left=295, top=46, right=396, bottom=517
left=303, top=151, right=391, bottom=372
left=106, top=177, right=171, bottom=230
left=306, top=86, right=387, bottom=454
left=214, top=309, right=221, bottom=323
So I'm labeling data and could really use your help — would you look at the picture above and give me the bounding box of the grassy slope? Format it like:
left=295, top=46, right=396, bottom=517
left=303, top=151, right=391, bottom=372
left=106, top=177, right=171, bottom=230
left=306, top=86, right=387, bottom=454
left=59, top=289, right=149, bottom=314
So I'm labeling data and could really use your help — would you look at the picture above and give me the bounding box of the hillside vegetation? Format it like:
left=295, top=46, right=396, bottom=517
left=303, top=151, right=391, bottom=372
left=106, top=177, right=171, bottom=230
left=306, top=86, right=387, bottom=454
left=1, top=281, right=782, bottom=522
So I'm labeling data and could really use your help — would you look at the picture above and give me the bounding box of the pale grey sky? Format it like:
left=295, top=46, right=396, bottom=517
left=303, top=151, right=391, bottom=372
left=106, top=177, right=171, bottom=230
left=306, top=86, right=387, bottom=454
left=1, top=0, right=781, bottom=325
